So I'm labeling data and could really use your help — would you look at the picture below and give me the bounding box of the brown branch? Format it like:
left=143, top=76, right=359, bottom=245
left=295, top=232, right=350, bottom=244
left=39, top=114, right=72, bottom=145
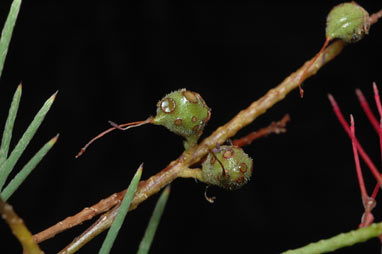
left=33, top=192, right=124, bottom=243
left=57, top=162, right=190, bottom=254
left=178, top=167, right=203, bottom=179
left=192, top=40, right=344, bottom=162
left=0, top=199, right=43, bottom=254
left=58, top=207, right=119, bottom=254
left=34, top=39, right=345, bottom=248
left=57, top=40, right=345, bottom=254
left=232, top=114, right=290, bottom=147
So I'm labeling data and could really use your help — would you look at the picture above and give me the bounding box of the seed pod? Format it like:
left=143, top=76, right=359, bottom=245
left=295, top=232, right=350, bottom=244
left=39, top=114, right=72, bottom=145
left=297, top=2, right=370, bottom=97
left=76, top=88, right=211, bottom=157
left=326, top=2, right=370, bottom=43
left=201, top=145, right=253, bottom=190
left=153, top=88, right=211, bottom=148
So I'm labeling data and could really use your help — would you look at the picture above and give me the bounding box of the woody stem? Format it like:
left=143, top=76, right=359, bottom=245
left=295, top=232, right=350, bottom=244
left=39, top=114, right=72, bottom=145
left=36, top=40, right=346, bottom=249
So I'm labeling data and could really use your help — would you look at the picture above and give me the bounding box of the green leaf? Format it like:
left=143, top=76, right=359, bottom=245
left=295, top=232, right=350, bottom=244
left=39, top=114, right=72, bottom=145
left=0, top=0, right=22, bottom=79
left=137, top=185, right=170, bottom=254
left=99, top=164, right=143, bottom=254
left=0, top=91, right=57, bottom=190
left=1, top=134, right=58, bottom=201
left=282, top=223, right=382, bottom=254
left=0, top=84, right=22, bottom=165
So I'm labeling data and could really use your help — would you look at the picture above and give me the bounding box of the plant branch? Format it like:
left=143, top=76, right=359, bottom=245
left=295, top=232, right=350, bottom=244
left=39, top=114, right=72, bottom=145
left=33, top=191, right=124, bottom=243
left=58, top=208, right=119, bottom=254
left=282, top=222, right=382, bottom=254
left=178, top=167, right=203, bottom=179
left=34, top=39, right=345, bottom=246
left=232, top=114, right=290, bottom=147
left=0, top=198, right=43, bottom=254
left=54, top=39, right=345, bottom=253
left=191, top=40, right=344, bottom=162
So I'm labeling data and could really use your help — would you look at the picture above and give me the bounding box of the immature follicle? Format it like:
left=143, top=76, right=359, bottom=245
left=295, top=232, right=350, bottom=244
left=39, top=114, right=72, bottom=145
left=201, top=145, right=253, bottom=190
left=76, top=88, right=211, bottom=158
left=298, top=2, right=370, bottom=98
left=152, top=89, right=211, bottom=149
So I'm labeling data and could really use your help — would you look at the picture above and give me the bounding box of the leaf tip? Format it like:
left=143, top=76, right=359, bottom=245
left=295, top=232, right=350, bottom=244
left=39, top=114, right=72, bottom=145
left=50, top=134, right=60, bottom=145
left=137, top=163, right=144, bottom=174
left=49, top=91, right=59, bottom=103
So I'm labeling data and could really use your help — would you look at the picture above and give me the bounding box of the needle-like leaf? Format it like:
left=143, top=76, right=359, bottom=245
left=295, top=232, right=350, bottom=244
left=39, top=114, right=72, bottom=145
left=0, top=84, right=22, bottom=165
left=99, top=164, right=143, bottom=254
left=1, top=134, right=58, bottom=201
left=282, top=223, right=382, bottom=254
left=0, top=0, right=22, bottom=79
left=0, top=91, right=57, bottom=190
left=137, top=185, right=170, bottom=254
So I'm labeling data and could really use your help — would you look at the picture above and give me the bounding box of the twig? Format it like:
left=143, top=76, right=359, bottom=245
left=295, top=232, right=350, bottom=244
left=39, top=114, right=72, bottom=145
left=0, top=198, right=43, bottom=254
left=33, top=192, right=124, bottom=243
left=34, top=39, right=346, bottom=245
left=58, top=208, right=119, bottom=254
left=232, top=114, right=290, bottom=147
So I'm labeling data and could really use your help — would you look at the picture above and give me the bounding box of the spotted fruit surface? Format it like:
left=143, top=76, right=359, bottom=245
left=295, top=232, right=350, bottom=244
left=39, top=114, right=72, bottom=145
left=153, top=89, right=211, bottom=148
left=201, top=145, right=253, bottom=190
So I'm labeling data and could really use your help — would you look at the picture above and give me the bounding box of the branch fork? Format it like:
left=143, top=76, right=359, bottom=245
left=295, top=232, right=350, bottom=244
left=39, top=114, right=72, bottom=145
left=33, top=40, right=346, bottom=251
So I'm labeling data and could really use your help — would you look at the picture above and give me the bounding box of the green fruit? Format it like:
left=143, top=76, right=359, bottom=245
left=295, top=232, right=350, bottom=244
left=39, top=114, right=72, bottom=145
left=153, top=89, right=211, bottom=148
left=201, top=145, right=253, bottom=190
left=326, top=2, right=370, bottom=43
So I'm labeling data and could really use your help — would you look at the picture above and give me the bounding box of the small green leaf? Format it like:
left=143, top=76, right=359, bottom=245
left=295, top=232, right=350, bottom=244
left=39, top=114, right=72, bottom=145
left=0, top=0, right=22, bottom=79
left=0, top=84, right=22, bottom=165
left=0, top=91, right=57, bottom=190
left=99, top=164, right=143, bottom=254
left=1, top=134, right=58, bottom=201
left=137, top=186, right=170, bottom=254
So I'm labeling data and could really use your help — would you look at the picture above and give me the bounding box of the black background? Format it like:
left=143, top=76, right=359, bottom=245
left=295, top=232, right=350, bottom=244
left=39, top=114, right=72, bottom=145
left=0, top=1, right=381, bottom=253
